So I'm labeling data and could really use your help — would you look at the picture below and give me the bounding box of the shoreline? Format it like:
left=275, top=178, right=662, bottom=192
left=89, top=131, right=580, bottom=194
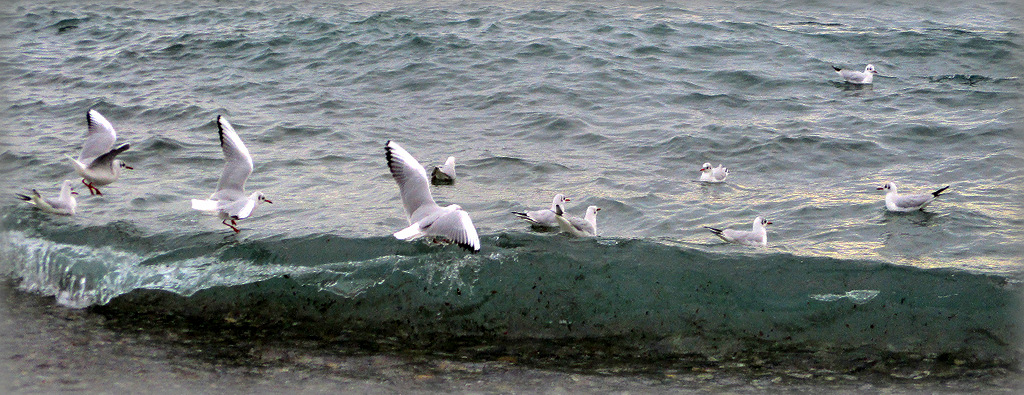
left=2, top=279, right=1020, bottom=393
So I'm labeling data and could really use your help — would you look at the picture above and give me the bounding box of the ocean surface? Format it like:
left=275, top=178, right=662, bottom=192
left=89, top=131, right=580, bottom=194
left=1, top=0, right=1022, bottom=386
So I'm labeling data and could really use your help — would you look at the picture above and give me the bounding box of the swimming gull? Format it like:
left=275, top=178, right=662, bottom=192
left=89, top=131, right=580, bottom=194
left=15, top=180, right=78, bottom=215
left=513, top=193, right=571, bottom=228
left=877, top=181, right=949, bottom=212
left=704, top=216, right=771, bottom=247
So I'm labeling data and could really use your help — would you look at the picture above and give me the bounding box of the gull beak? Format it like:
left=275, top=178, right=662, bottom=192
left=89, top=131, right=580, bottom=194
left=765, top=221, right=772, bottom=225
left=564, top=198, right=571, bottom=202
left=125, top=165, right=134, bottom=170
left=596, top=208, right=602, bottom=211
left=876, top=187, right=885, bottom=190
left=265, top=199, right=273, bottom=204
left=71, top=191, right=79, bottom=195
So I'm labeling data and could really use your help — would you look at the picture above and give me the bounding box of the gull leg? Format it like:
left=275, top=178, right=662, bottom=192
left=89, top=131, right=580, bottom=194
left=222, top=219, right=241, bottom=233
left=81, top=179, right=101, bottom=195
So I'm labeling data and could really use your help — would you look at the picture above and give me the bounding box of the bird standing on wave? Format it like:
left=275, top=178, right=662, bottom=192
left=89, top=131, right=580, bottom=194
left=15, top=180, right=78, bottom=215
left=386, top=141, right=480, bottom=252
left=67, top=109, right=133, bottom=195
left=191, top=116, right=272, bottom=233
left=833, top=64, right=878, bottom=84
left=877, top=181, right=949, bottom=212
left=704, top=216, right=771, bottom=247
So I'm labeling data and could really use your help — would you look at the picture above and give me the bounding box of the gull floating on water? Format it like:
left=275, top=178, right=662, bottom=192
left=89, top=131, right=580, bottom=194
left=699, top=162, right=728, bottom=183
left=512, top=193, right=571, bottom=228
left=554, top=204, right=600, bottom=237
left=15, top=180, right=78, bottom=215
left=386, top=141, right=480, bottom=252
left=877, top=181, right=949, bottom=212
left=704, top=216, right=771, bottom=247
left=191, top=116, right=272, bottom=233
left=67, top=109, right=132, bottom=195
left=833, top=64, right=878, bottom=84
left=431, top=156, right=456, bottom=185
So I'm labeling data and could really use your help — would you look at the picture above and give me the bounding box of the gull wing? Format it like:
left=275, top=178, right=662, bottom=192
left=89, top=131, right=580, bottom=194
left=840, top=69, right=867, bottom=83
left=893, top=193, right=932, bottom=209
left=87, top=143, right=130, bottom=170
left=427, top=209, right=480, bottom=252
left=79, top=109, right=117, bottom=164
left=386, top=140, right=437, bottom=220
left=214, top=116, right=254, bottom=197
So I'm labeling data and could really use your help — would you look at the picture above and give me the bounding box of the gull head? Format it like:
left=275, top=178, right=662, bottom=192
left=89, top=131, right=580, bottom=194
left=700, top=162, right=713, bottom=172
left=865, top=64, right=878, bottom=74
left=60, top=180, right=79, bottom=196
left=115, top=160, right=134, bottom=171
left=256, top=191, right=273, bottom=204
left=754, top=216, right=772, bottom=228
left=877, top=182, right=896, bottom=192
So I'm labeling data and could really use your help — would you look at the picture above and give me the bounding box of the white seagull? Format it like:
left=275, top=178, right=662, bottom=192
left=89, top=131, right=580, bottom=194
left=554, top=205, right=600, bottom=237
left=191, top=116, right=272, bottom=233
left=431, top=156, right=456, bottom=185
left=833, top=64, right=878, bottom=84
left=704, top=216, right=771, bottom=247
left=67, top=109, right=133, bottom=195
left=15, top=180, right=78, bottom=215
left=877, top=182, right=949, bottom=212
left=386, top=141, right=480, bottom=252
left=699, top=162, right=728, bottom=183
left=512, top=193, right=571, bottom=228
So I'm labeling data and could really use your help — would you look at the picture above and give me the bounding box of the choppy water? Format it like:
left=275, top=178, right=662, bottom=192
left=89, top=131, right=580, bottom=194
left=1, top=0, right=1022, bottom=378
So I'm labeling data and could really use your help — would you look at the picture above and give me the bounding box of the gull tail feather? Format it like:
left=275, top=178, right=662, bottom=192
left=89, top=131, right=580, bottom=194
left=703, top=226, right=724, bottom=236
left=832, top=66, right=842, bottom=72
left=15, top=193, right=31, bottom=202
left=393, top=223, right=425, bottom=240
left=191, top=199, right=219, bottom=212
left=932, top=186, right=950, bottom=197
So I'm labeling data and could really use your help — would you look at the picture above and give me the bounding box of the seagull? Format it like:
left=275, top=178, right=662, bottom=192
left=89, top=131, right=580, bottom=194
left=512, top=194, right=571, bottom=228
left=699, top=162, right=728, bottom=182
left=386, top=141, right=480, bottom=252
left=554, top=205, right=600, bottom=237
left=431, top=156, right=456, bottom=185
left=833, top=64, right=878, bottom=84
left=190, top=116, right=272, bottom=233
left=66, top=109, right=133, bottom=195
left=15, top=180, right=78, bottom=215
left=704, top=216, right=771, bottom=247
left=877, top=182, right=949, bottom=212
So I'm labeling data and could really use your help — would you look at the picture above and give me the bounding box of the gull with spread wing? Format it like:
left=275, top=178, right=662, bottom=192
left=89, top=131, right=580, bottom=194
left=191, top=116, right=272, bottom=232
left=386, top=141, right=480, bottom=252
left=67, top=109, right=132, bottom=195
